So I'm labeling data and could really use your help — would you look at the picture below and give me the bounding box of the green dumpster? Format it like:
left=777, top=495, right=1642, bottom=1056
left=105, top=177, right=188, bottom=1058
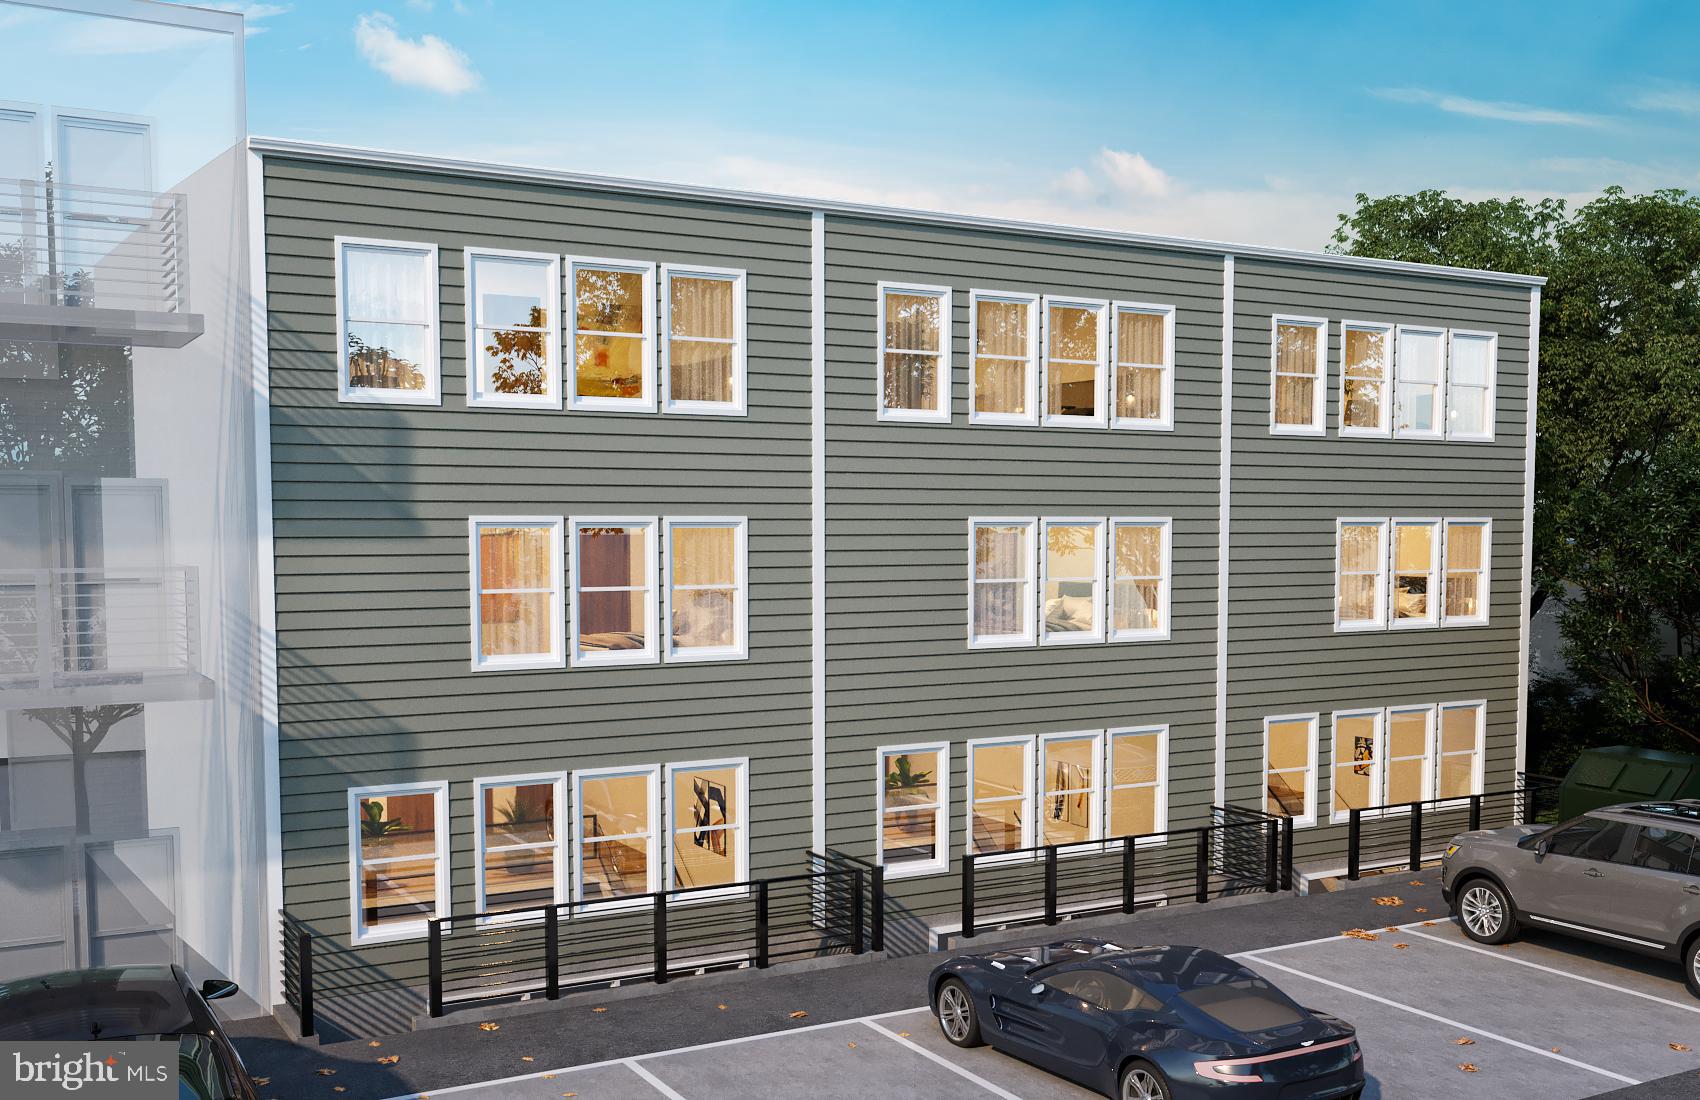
left=1558, top=745, right=1700, bottom=820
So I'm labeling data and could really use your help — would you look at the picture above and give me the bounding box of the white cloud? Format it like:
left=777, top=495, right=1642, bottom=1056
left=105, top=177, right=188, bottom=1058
left=1096, top=148, right=1173, bottom=199
left=1373, top=87, right=1604, bottom=127
left=1631, top=84, right=1700, bottom=115
left=354, top=12, right=480, bottom=96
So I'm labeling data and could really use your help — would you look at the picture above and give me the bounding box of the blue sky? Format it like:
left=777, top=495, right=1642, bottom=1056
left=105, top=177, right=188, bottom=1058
left=230, top=0, right=1700, bottom=249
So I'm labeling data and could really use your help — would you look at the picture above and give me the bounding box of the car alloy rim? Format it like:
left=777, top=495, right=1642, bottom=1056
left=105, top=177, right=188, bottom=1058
left=938, top=985, right=971, bottom=1042
left=1123, top=1068, right=1163, bottom=1100
left=1461, top=885, right=1503, bottom=936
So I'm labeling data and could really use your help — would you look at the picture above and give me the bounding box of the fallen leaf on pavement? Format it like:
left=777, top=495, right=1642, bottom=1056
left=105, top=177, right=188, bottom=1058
left=1551, top=1047, right=1561, bottom=1053
left=1342, top=929, right=1379, bottom=941
left=521, top=1056, right=534, bottom=1062
left=717, top=1004, right=727, bottom=1011
left=592, top=1007, right=608, bottom=1013
left=1393, top=943, right=1409, bottom=950
left=1384, top=926, right=1400, bottom=932
left=1458, top=1063, right=1478, bottom=1073
left=1372, top=896, right=1403, bottom=907
left=1673, top=1043, right=1692, bottom=1052
left=368, top=1041, right=381, bottom=1048
left=377, top=1055, right=398, bottom=1065
left=897, top=1031, right=910, bottom=1038
left=1421, top=921, right=1438, bottom=926
left=789, top=1010, right=808, bottom=1019
left=847, top=1041, right=857, bottom=1049
left=478, top=1022, right=500, bottom=1032
left=1414, top=907, right=1429, bottom=913
left=1409, top=880, right=1425, bottom=887
left=543, top=1075, right=555, bottom=1080
left=1453, top=1038, right=1476, bottom=1046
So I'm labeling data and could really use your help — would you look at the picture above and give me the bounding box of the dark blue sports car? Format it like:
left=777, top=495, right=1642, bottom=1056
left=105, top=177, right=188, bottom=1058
left=929, top=938, right=1363, bottom=1099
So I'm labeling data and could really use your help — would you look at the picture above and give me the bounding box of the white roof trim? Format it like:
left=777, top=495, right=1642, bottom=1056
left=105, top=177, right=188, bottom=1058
left=247, top=136, right=1546, bottom=289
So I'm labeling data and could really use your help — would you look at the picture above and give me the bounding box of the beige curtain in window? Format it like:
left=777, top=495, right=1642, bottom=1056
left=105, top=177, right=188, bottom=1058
left=1116, top=311, right=1164, bottom=421
left=974, top=299, right=1027, bottom=415
left=1273, top=323, right=1318, bottom=426
left=670, top=275, right=735, bottom=403
left=883, top=291, right=942, bottom=411
left=479, top=526, right=553, bottom=657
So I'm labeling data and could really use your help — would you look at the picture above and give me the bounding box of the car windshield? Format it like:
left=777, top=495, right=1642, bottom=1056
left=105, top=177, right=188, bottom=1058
left=1177, top=977, right=1307, bottom=1032
left=0, top=969, right=193, bottom=1042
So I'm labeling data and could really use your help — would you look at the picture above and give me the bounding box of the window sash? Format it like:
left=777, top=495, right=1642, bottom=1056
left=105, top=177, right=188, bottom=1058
left=1111, top=303, right=1174, bottom=430
left=336, top=237, right=440, bottom=405
left=969, top=290, right=1039, bottom=425
left=474, top=774, right=565, bottom=921
left=1436, top=702, right=1485, bottom=799
left=469, top=516, right=564, bottom=671
left=1040, top=518, right=1106, bottom=645
left=665, top=760, right=748, bottom=897
left=1335, top=519, right=1388, bottom=631
left=968, top=517, right=1036, bottom=648
left=1042, top=297, right=1108, bottom=427
left=663, top=517, right=748, bottom=662
left=1109, top=518, right=1169, bottom=642
left=1339, top=321, right=1391, bottom=435
left=1446, top=331, right=1496, bottom=440
left=662, top=265, right=746, bottom=415
left=967, top=737, right=1035, bottom=857
left=349, top=783, right=448, bottom=943
left=1442, top=519, right=1491, bottom=626
left=568, top=257, right=656, bottom=411
left=573, top=766, right=660, bottom=908
left=1106, top=727, right=1167, bottom=843
left=878, top=745, right=949, bottom=876
left=465, top=248, right=561, bottom=409
left=1039, top=732, right=1103, bottom=848
left=1390, top=520, right=1440, bottom=628
left=1270, top=317, right=1325, bottom=432
left=1263, top=715, right=1317, bottom=827
left=877, top=282, right=951, bottom=422
left=1330, top=710, right=1383, bottom=823
left=1394, top=326, right=1446, bottom=437
left=570, top=517, right=659, bottom=666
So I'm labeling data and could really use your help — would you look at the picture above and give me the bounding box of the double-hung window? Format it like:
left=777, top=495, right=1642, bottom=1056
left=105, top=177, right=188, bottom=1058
left=349, top=782, right=449, bottom=943
left=662, top=265, right=746, bottom=415
left=469, top=517, right=564, bottom=670
left=1264, top=715, right=1318, bottom=827
left=1436, top=702, right=1485, bottom=799
left=1334, top=519, right=1389, bottom=631
left=878, top=744, right=948, bottom=877
left=968, top=518, right=1036, bottom=648
left=474, top=774, right=565, bottom=920
left=1384, top=706, right=1435, bottom=807
left=1040, top=518, right=1105, bottom=645
left=573, top=766, right=660, bottom=907
left=1109, top=518, right=1170, bottom=641
left=1330, top=710, right=1382, bottom=823
left=1447, top=331, right=1496, bottom=440
left=1042, top=297, right=1108, bottom=427
left=569, top=257, right=655, bottom=411
left=570, top=517, right=658, bottom=666
left=1040, top=731, right=1102, bottom=847
left=1107, top=727, right=1167, bottom=840
left=465, top=248, right=560, bottom=408
left=1111, top=304, right=1174, bottom=430
left=666, top=760, right=747, bottom=893
left=336, top=237, right=440, bottom=404
left=1442, top=519, right=1491, bottom=626
left=1391, top=519, right=1440, bottom=628
left=1394, top=325, right=1446, bottom=438
left=1270, top=316, right=1325, bottom=434
left=663, top=518, right=748, bottom=661
left=877, top=282, right=951, bottom=422
left=967, top=738, right=1034, bottom=857
left=1339, top=321, right=1391, bottom=436
left=969, top=290, right=1038, bottom=425
left=1329, top=706, right=1436, bottom=820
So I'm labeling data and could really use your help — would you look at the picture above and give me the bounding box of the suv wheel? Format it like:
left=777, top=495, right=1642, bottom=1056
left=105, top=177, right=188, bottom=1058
left=1684, top=936, right=1700, bottom=1000
left=1456, top=878, right=1518, bottom=945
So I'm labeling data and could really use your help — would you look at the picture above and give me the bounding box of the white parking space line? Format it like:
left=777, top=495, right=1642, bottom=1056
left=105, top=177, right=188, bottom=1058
left=626, top=1059, right=689, bottom=1099
left=862, top=1019, right=1027, bottom=1100
left=1247, top=955, right=1640, bottom=1087
left=1399, top=927, right=1700, bottom=1015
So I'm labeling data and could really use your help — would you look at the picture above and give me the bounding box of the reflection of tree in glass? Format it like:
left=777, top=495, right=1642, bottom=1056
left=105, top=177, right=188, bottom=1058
left=577, top=269, right=643, bottom=398
left=486, top=305, right=548, bottom=394
left=0, top=342, right=134, bottom=472
left=22, top=705, right=141, bottom=834
left=347, top=330, right=425, bottom=391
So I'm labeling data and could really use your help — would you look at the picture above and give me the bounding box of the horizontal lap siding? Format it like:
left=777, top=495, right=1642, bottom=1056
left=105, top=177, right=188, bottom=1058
left=263, top=158, right=814, bottom=961
left=822, top=215, right=1226, bottom=914
left=1226, top=257, right=1531, bottom=861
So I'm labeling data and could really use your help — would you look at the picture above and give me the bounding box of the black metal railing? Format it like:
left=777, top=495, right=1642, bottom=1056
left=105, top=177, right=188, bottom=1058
left=279, top=911, right=315, bottom=1038
left=809, top=849, right=886, bottom=953
left=1345, top=775, right=1563, bottom=880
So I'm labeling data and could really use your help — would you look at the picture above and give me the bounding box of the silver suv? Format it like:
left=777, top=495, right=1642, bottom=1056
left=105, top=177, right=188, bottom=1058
left=1440, top=799, right=1700, bottom=997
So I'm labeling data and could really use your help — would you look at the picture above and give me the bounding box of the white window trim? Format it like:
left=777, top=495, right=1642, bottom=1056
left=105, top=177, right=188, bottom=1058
left=1389, top=518, right=1442, bottom=630
left=1263, top=713, right=1319, bottom=829
left=463, top=246, right=562, bottom=410
left=1110, top=302, right=1176, bottom=432
left=1446, top=329, right=1498, bottom=442
left=966, top=516, right=1037, bottom=650
left=468, top=515, right=565, bottom=672
left=965, top=735, right=1036, bottom=862
left=1269, top=314, right=1327, bottom=436
left=569, top=516, right=660, bottom=667
left=1333, top=517, right=1389, bottom=633
left=347, top=780, right=450, bottom=945
left=1378, top=703, right=1438, bottom=816
left=660, top=263, right=748, bottom=417
left=1338, top=319, right=1393, bottom=438
left=662, top=516, right=750, bottom=663
left=1393, top=324, right=1447, bottom=440
left=1106, top=725, right=1168, bottom=847
left=1039, top=516, right=1107, bottom=646
left=1038, top=729, right=1105, bottom=851
left=1441, top=517, right=1493, bottom=628
left=1108, top=517, right=1172, bottom=643
left=1328, top=709, right=1384, bottom=825
left=472, top=772, right=567, bottom=924
left=875, top=280, right=952, bottom=423
left=663, top=757, right=751, bottom=904
left=1040, top=295, right=1110, bottom=429
left=967, top=288, right=1039, bottom=426
left=571, top=763, right=662, bottom=914
left=1437, top=700, right=1488, bottom=800
left=876, top=741, right=950, bottom=879
left=335, top=235, right=441, bottom=406
left=566, top=255, right=657, bottom=413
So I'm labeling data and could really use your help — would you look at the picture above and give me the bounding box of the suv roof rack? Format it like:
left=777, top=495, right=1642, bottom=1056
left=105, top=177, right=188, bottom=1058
left=1616, top=800, right=1700, bottom=821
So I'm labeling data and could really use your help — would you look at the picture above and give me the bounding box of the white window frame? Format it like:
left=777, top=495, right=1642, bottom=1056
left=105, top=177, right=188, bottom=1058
left=472, top=772, right=567, bottom=924
left=569, top=516, right=660, bottom=667
left=967, top=516, right=1037, bottom=649
left=1110, top=302, right=1176, bottom=432
left=1338, top=319, right=1393, bottom=438
left=468, top=515, right=565, bottom=672
left=1108, top=517, right=1172, bottom=643
left=1038, top=729, right=1105, bottom=851
left=1039, top=516, right=1107, bottom=646
left=571, top=763, right=662, bottom=913
left=1328, top=709, right=1384, bottom=825
left=875, top=281, right=952, bottom=424
left=1389, top=518, right=1441, bottom=630
left=1105, top=725, right=1168, bottom=846
left=347, top=780, right=450, bottom=945
left=1040, top=295, right=1110, bottom=429
left=566, top=255, right=657, bottom=412
left=1441, top=518, right=1493, bottom=627
left=1446, top=329, right=1498, bottom=442
left=660, top=264, right=748, bottom=416
left=1333, top=517, right=1389, bottom=633
left=335, top=235, right=441, bottom=406
left=967, top=289, right=1039, bottom=426
left=463, top=246, right=562, bottom=410
left=1394, top=324, right=1447, bottom=440
left=1379, top=703, right=1438, bottom=815
left=1269, top=314, right=1326, bottom=436
left=1436, top=700, right=1487, bottom=800
left=876, top=741, right=950, bottom=879
left=662, top=516, right=749, bottom=663
left=965, top=735, right=1036, bottom=862
left=1262, top=713, right=1319, bottom=829
left=663, top=757, right=750, bottom=903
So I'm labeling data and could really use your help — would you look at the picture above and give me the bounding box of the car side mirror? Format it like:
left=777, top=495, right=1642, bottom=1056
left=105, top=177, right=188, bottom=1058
left=1029, top=983, right=1046, bottom=996
left=1535, top=840, right=1550, bottom=858
left=200, top=979, right=238, bottom=1002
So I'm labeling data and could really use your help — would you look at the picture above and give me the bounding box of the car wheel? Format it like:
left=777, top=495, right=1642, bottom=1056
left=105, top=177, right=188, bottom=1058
left=1684, top=935, right=1700, bottom=1000
left=1456, top=878, right=1518, bottom=945
left=1117, top=1060, right=1173, bottom=1100
left=934, top=978, right=983, bottom=1048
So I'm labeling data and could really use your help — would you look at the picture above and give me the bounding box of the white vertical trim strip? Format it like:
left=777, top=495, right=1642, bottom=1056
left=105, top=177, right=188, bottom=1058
left=1215, top=255, right=1234, bottom=806
left=810, top=211, right=827, bottom=854
left=1517, top=287, right=1540, bottom=777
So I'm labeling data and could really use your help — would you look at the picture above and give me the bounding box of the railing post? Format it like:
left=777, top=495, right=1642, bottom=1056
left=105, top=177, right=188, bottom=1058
left=1121, top=836, right=1138, bottom=914
left=1265, top=821, right=1279, bottom=893
left=544, top=908, right=559, bottom=1001
left=653, top=893, right=668, bottom=985
left=427, top=919, right=443, bottom=1019
left=35, top=569, right=55, bottom=686
left=870, top=866, right=885, bottom=953
left=1194, top=829, right=1210, bottom=904
left=1409, top=802, right=1424, bottom=872
left=961, top=854, right=976, bottom=940
left=1043, top=846, right=1059, bottom=925
left=1469, top=794, right=1483, bottom=832
left=1347, top=809, right=1362, bottom=881
left=851, top=869, right=866, bottom=954
left=297, top=926, right=315, bottom=1038
left=1281, top=816, right=1294, bottom=891
left=756, top=880, right=771, bottom=969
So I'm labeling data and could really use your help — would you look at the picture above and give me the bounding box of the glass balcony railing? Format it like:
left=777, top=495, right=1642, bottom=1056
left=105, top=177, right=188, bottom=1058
left=0, top=567, right=201, bottom=691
